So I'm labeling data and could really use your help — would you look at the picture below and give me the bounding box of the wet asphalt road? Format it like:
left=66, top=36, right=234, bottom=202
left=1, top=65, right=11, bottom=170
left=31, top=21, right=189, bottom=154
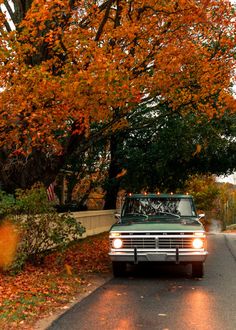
left=48, top=234, right=236, bottom=330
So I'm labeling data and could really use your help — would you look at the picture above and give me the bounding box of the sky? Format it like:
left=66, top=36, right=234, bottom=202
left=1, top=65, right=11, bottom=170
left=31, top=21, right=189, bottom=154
left=217, top=173, right=236, bottom=185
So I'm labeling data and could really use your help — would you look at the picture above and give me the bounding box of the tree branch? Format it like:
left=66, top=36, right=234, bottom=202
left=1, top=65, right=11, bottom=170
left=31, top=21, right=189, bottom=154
left=95, top=0, right=114, bottom=41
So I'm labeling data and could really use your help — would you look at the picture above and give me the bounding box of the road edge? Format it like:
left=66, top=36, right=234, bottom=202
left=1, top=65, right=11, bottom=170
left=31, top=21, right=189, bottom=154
left=224, top=233, right=236, bottom=262
left=33, top=273, right=112, bottom=330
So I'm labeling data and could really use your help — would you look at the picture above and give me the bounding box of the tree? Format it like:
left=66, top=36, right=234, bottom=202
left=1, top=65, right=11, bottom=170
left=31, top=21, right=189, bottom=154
left=60, top=138, right=109, bottom=208
left=0, top=0, right=236, bottom=193
left=184, top=175, right=221, bottom=211
left=184, top=175, right=236, bottom=229
left=101, top=103, right=236, bottom=208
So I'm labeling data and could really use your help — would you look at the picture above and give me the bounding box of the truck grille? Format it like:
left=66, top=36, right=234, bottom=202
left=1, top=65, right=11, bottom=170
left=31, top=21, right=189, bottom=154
left=158, top=237, right=193, bottom=249
left=110, top=236, right=194, bottom=249
left=121, top=237, right=156, bottom=249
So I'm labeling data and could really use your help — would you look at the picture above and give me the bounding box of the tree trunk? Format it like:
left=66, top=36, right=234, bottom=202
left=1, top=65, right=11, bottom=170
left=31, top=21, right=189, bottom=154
left=103, top=135, right=122, bottom=210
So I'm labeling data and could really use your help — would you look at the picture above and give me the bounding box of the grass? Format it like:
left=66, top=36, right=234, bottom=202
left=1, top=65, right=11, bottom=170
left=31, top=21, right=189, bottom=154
left=224, top=223, right=236, bottom=233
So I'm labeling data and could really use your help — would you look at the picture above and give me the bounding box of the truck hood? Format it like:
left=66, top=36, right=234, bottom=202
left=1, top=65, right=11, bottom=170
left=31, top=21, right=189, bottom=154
left=111, top=220, right=203, bottom=232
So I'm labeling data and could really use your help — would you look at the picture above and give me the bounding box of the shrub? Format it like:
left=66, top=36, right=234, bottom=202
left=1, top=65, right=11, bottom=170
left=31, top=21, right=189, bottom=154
left=0, top=190, right=15, bottom=220
left=0, top=184, right=86, bottom=273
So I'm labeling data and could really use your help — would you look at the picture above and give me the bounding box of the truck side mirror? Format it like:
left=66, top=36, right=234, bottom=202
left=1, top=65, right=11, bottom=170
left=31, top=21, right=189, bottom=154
left=115, top=213, right=121, bottom=223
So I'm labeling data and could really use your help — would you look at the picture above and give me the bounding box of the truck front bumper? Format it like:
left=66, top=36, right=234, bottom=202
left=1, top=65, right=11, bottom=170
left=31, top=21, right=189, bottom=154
left=109, top=250, right=208, bottom=263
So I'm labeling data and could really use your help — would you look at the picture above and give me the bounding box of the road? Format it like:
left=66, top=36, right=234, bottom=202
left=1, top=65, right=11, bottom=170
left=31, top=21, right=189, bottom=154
left=48, top=233, right=236, bottom=330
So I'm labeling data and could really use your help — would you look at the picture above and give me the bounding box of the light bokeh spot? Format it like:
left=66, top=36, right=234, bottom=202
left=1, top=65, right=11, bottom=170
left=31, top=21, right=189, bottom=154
left=0, top=220, right=19, bottom=269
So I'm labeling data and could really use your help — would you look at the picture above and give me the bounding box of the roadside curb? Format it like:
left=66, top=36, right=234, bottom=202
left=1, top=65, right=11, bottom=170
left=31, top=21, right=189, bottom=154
left=224, top=233, right=236, bottom=262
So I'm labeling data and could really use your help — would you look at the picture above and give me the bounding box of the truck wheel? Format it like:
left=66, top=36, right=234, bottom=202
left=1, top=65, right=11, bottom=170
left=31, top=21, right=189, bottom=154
left=192, top=262, right=204, bottom=278
left=112, top=262, right=126, bottom=277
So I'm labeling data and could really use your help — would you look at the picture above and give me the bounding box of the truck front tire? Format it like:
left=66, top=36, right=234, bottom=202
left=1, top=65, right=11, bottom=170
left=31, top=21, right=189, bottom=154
left=112, top=261, right=126, bottom=277
left=192, top=262, right=204, bottom=278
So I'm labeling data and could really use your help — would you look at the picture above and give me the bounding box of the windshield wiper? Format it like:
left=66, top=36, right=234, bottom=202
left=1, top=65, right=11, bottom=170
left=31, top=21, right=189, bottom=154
left=155, top=211, right=180, bottom=219
left=124, top=213, right=148, bottom=220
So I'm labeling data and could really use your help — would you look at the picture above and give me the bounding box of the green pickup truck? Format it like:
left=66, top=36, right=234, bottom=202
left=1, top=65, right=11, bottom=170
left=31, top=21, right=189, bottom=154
left=109, top=193, right=208, bottom=277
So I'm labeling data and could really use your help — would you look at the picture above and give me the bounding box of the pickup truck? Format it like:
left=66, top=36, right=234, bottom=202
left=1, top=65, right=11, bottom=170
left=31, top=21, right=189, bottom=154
left=109, top=193, right=208, bottom=277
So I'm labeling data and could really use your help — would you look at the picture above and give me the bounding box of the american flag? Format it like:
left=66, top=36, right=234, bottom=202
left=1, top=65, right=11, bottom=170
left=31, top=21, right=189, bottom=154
left=47, top=182, right=56, bottom=201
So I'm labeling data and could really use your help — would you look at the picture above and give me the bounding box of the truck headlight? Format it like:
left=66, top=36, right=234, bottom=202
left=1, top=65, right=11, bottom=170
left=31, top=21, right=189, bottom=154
left=112, top=238, right=123, bottom=249
left=192, top=238, right=204, bottom=249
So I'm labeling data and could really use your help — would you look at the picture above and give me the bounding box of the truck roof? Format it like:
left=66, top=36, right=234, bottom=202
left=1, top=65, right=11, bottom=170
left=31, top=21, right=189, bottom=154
left=125, top=193, right=193, bottom=199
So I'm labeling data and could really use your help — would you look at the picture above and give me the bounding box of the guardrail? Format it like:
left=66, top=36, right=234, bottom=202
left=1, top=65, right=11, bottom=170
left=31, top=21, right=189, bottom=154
left=71, top=210, right=117, bottom=238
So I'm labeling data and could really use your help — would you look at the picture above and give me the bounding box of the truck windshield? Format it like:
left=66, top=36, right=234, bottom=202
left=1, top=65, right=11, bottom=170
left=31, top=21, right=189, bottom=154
left=122, top=197, right=197, bottom=217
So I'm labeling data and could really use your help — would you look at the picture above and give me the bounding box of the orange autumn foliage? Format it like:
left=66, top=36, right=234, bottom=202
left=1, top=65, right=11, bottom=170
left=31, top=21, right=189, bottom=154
left=0, top=0, right=236, bottom=155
